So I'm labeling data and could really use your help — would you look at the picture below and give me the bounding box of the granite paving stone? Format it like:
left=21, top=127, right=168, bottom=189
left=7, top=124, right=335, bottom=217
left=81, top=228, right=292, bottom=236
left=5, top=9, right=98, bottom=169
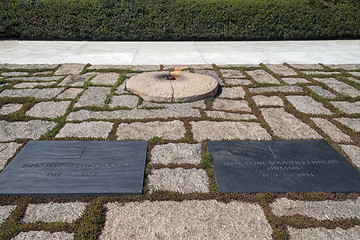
left=164, top=64, right=212, bottom=70
left=0, top=88, right=64, bottom=99
left=33, top=71, right=53, bottom=76
left=116, top=120, right=186, bottom=140
left=0, top=120, right=56, bottom=141
left=340, top=145, right=360, bottom=168
left=1, top=72, right=28, bottom=77
left=59, top=73, right=94, bottom=87
left=224, top=79, right=252, bottom=85
left=190, top=121, right=271, bottom=142
left=326, top=64, right=360, bottom=70
left=0, top=64, right=58, bottom=70
left=265, top=64, right=297, bottom=76
left=56, top=121, right=113, bottom=139
left=212, top=99, right=251, bottom=112
left=349, top=72, right=360, bottom=77
left=56, top=88, right=83, bottom=99
left=335, top=118, right=360, bottom=132
left=0, top=103, right=22, bottom=115
left=219, top=64, right=260, bottom=68
left=26, top=101, right=71, bottom=119
left=205, top=111, right=257, bottom=120
left=12, top=81, right=57, bottom=89
left=148, top=168, right=209, bottom=193
left=219, top=69, right=245, bottom=78
left=307, top=86, right=337, bottom=99
left=313, top=78, right=360, bottom=97
left=330, top=101, right=360, bottom=114
left=286, top=95, right=332, bottom=115
left=54, top=63, right=86, bottom=75
left=114, top=82, right=127, bottom=95
left=0, top=205, right=16, bottom=224
left=261, top=108, right=321, bottom=139
left=138, top=100, right=205, bottom=109
left=151, top=143, right=202, bottom=165
left=348, top=77, right=360, bottom=84
left=13, top=231, right=74, bottom=240
left=302, top=71, right=340, bottom=75
left=194, top=69, right=223, bottom=85
left=311, top=118, right=351, bottom=142
left=270, top=198, right=360, bottom=220
left=7, top=76, right=63, bottom=82
left=0, top=142, right=22, bottom=170
left=89, top=65, right=160, bottom=71
left=23, top=202, right=87, bottom=223
left=288, top=226, right=360, bottom=240
left=290, top=64, right=324, bottom=70
left=101, top=200, right=272, bottom=240
left=246, top=69, right=280, bottom=84
left=218, top=87, right=246, bottom=99
left=252, top=95, right=283, bottom=107
left=282, top=78, right=309, bottom=85
left=249, top=86, right=303, bottom=94
left=109, top=95, right=139, bottom=109
left=74, top=87, right=111, bottom=107
left=90, top=72, right=119, bottom=85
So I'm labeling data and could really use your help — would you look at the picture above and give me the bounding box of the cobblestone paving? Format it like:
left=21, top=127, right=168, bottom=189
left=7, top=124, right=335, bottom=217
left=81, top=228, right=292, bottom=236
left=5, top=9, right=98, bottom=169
left=0, top=63, right=359, bottom=239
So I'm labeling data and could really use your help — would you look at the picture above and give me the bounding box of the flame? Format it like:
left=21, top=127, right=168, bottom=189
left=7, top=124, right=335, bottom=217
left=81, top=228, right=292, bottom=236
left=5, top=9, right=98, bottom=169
left=170, top=66, right=184, bottom=77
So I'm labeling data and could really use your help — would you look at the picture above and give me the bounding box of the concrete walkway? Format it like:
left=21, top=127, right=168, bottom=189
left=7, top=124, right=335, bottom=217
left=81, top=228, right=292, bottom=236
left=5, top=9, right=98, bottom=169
left=0, top=40, right=359, bottom=65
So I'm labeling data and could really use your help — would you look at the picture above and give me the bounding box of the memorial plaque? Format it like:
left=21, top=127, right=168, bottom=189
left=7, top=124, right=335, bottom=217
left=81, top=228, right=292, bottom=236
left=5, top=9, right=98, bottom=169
left=0, top=141, right=147, bottom=197
left=207, top=140, right=360, bottom=193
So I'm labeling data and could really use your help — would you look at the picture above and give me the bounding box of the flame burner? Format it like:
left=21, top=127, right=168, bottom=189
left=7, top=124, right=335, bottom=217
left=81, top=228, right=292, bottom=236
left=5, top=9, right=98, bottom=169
left=166, top=75, right=176, bottom=80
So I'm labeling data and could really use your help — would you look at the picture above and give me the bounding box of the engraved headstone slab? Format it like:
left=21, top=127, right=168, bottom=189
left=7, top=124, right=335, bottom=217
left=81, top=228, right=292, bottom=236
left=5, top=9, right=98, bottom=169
left=0, top=141, right=147, bottom=197
left=207, top=140, right=360, bottom=193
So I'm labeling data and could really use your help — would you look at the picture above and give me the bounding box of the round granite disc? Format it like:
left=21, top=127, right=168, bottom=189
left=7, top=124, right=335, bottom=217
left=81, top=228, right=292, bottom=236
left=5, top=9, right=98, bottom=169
left=126, top=71, right=218, bottom=102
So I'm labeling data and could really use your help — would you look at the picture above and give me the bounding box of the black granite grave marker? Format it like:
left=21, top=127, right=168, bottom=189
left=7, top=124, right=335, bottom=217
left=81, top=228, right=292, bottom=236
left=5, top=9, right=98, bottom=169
left=207, top=140, right=360, bottom=193
left=0, top=141, right=147, bottom=197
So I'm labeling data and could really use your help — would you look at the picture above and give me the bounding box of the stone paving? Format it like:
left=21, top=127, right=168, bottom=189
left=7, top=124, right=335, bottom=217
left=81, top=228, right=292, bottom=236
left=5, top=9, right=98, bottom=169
left=0, top=63, right=359, bottom=239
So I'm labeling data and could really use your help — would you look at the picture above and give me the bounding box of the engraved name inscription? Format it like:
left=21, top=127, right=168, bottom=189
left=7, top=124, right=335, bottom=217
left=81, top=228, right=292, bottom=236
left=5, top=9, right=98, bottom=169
left=22, top=163, right=130, bottom=168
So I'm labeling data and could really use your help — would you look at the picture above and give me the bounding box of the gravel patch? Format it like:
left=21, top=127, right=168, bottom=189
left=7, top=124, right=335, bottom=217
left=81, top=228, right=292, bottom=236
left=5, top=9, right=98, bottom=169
left=0, top=205, right=16, bottom=224
left=0, top=88, right=64, bottom=99
left=288, top=226, right=360, bottom=240
left=101, top=200, right=272, bottom=240
left=109, top=95, right=139, bottom=109
left=335, top=118, right=360, bottom=132
left=224, top=79, right=252, bottom=85
left=54, top=63, right=85, bottom=75
left=13, top=231, right=74, bottom=240
left=148, top=168, right=209, bottom=193
left=74, top=86, right=111, bottom=107
left=270, top=198, right=360, bottom=220
left=59, top=73, right=94, bottom=87
left=91, top=72, right=119, bottom=85
left=116, top=120, right=186, bottom=140
left=12, top=81, right=57, bottom=89
left=265, top=64, right=297, bottom=76
left=282, top=78, right=309, bottom=84
left=23, top=202, right=87, bottom=223
left=261, top=108, right=321, bottom=139
left=0, top=142, right=22, bottom=170
left=56, top=88, right=83, bottom=99
left=252, top=95, right=283, bottom=107
left=212, top=99, right=251, bottom=112
left=190, top=121, right=271, bottom=142
left=1, top=72, right=29, bottom=77
left=205, top=111, right=257, bottom=120
left=313, top=78, right=360, bottom=98
left=0, top=120, right=56, bottom=141
left=218, top=87, right=246, bottom=99
left=26, top=101, right=71, bottom=118
left=307, top=86, right=337, bottom=99
left=246, top=69, right=280, bottom=84
left=0, top=103, right=22, bottom=115
left=330, top=101, right=360, bottom=114
left=286, top=95, right=332, bottom=115
left=219, top=69, right=245, bottom=78
left=311, top=118, right=351, bottom=142
left=56, top=121, right=113, bottom=139
left=151, top=143, right=202, bottom=165
left=249, top=86, right=303, bottom=94
left=340, top=145, right=360, bottom=168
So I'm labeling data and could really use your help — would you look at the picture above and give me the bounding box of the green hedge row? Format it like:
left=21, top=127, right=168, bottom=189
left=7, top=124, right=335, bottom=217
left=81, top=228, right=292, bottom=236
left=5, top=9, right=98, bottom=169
left=1, top=0, right=359, bottom=40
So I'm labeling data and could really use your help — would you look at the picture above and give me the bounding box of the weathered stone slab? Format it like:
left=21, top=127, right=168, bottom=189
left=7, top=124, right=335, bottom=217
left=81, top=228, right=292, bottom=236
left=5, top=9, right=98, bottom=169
left=207, top=140, right=360, bottom=193
left=224, top=79, right=252, bottom=85
left=266, top=64, right=297, bottom=76
left=56, top=88, right=83, bottom=99
left=249, top=86, right=303, bottom=94
left=12, top=81, right=57, bottom=89
left=308, top=86, right=337, bottom=99
left=282, top=78, right=309, bottom=84
left=311, top=118, right=351, bottom=142
left=212, top=99, right=251, bottom=112
left=0, top=64, right=58, bottom=70
left=349, top=71, right=360, bottom=77
left=218, top=87, right=246, bottom=99
left=288, top=226, right=360, bottom=240
left=109, top=95, right=139, bottom=109
left=88, top=65, right=160, bottom=71
left=205, top=111, right=257, bottom=120
left=101, top=200, right=272, bottom=240
left=23, top=202, right=87, bottom=223
left=0, top=205, right=16, bottom=224
left=314, top=78, right=360, bottom=97
left=117, top=120, right=186, bottom=140
left=1, top=72, right=28, bottom=77
left=33, top=71, right=53, bottom=76
left=56, top=121, right=113, bottom=139
left=194, top=69, right=223, bottom=86
left=0, top=88, right=63, bottom=99
left=151, top=143, right=202, bottom=165
left=191, top=121, right=271, bottom=142
left=26, top=101, right=71, bottom=119
left=220, top=69, right=245, bottom=78
left=0, top=141, right=147, bottom=197
left=148, top=168, right=209, bottom=193
left=302, top=71, right=340, bottom=75
left=13, top=231, right=74, bottom=240
left=270, top=198, right=360, bottom=220
left=8, top=76, right=63, bottom=82
left=331, top=101, right=360, bottom=114
left=290, top=64, right=324, bottom=70
left=340, top=145, right=360, bottom=168
left=0, top=103, right=22, bottom=115
left=0, top=142, right=22, bottom=170
left=252, top=95, right=283, bottom=107
left=91, top=72, right=119, bottom=85
left=348, top=77, right=360, bottom=84
left=335, top=118, right=360, bottom=132
left=246, top=70, right=280, bottom=84
left=0, top=120, right=56, bottom=141
left=74, top=87, right=111, bottom=107
left=326, top=64, right=360, bottom=70
left=286, top=96, right=332, bottom=115
left=261, top=108, right=321, bottom=139
left=114, top=82, right=127, bottom=95
left=164, top=64, right=212, bottom=70
left=59, top=73, right=94, bottom=87
left=55, top=63, right=86, bottom=75
left=138, top=100, right=205, bottom=109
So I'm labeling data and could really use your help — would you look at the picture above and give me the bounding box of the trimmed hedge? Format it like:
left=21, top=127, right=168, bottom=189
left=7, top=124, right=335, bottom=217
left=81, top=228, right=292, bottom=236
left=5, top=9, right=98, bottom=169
left=1, top=0, right=359, bottom=40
